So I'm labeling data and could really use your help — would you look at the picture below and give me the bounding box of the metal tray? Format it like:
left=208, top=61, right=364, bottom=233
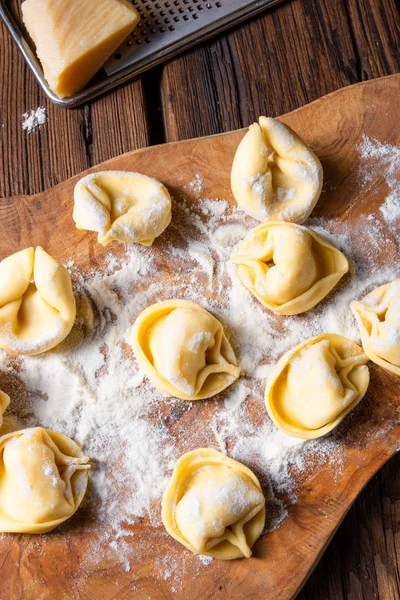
left=0, top=0, right=284, bottom=108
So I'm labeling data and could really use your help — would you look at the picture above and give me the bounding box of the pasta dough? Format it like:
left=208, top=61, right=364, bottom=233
left=131, top=300, right=241, bottom=400
left=73, top=171, right=172, bottom=246
left=0, top=247, right=76, bottom=355
left=162, top=448, right=265, bottom=559
left=231, top=117, right=323, bottom=222
left=0, top=427, right=90, bottom=533
left=351, top=279, right=400, bottom=376
left=265, top=334, right=370, bottom=439
left=231, top=222, right=349, bottom=315
left=0, top=392, right=10, bottom=430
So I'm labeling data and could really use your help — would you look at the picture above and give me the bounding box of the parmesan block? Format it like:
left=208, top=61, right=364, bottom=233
left=21, top=0, right=139, bottom=98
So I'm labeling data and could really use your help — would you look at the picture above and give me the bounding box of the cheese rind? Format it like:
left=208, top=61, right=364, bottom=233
left=21, top=0, right=139, bottom=98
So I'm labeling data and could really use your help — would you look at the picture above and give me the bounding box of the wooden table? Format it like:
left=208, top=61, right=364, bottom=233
left=0, top=1, right=399, bottom=598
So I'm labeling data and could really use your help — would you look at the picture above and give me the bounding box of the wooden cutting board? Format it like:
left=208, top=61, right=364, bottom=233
left=0, top=75, right=399, bottom=600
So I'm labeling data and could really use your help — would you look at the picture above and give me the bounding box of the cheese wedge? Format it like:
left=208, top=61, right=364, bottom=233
left=22, top=0, right=139, bottom=98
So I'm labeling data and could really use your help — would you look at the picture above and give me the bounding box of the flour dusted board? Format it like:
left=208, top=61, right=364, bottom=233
left=0, top=76, right=399, bottom=600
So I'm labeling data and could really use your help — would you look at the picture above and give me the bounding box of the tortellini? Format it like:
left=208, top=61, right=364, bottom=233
left=0, top=247, right=76, bottom=355
left=351, top=279, right=400, bottom=376
left=265, top=334, right=370, bottom=439
left=231, top=117, right=323, bottom=222
left=162, top=448, right=266, bottom=559
left=0, top=427, right=90, bottom=533
left=73, top=170, right=172, bottom=246
left=131, top=299, right=241, bottom=400
left=231, top=222, right=348, bottom=315
left=0, top=391, right=10, bottom=430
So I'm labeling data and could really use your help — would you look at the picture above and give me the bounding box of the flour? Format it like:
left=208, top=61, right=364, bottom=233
left=22, top=107, right=47, bottom=133
left=211, top=473, right=263, bottom=515
left=198, top=555, right=213, bottom=566
left=186, top=174, right=204, bottom=194
left=0, top=134, right=399, bottom=585
left=357, top=135, right=400, bottom=222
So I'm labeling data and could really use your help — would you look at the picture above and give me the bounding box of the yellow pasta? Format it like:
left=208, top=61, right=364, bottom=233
left=0, top=427, right=90, bottom=533
left=162, top=448, right=265, bottom=559
left=351, top=279, right=400, bottom=376
left=131, top=300, right=240, bottom=400
left=231, top=117, right=322, bottom=222
left=0, top=247, right=76, bottom=355
left=73, top=171, right=171, bottom=246
left=265, top=334, right=370, bottom=439
left=232, top=222, right=348, bottom=315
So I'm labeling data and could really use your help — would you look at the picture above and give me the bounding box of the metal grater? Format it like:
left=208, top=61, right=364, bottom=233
left=0, top=0, right=284, bottom=108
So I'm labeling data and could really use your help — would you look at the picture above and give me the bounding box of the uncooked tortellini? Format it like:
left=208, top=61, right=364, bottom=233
left=231, top=117, right=323, bottom=222
left=0, top=427, right=90, bottom=533
left=265, top=334, right=370, bottom=439
left=131, top=300, right=240, bottom=400
left=73, top=171, right=172, bottom=246
left=0, top=392, right=10, bottom=430
left=351, top=279, right=400, bottom=376
left=0, top=247, right=76, bottom=355
left=162, top=448, right=266, bottom=559
left=232, top=222, right=348, bottom=315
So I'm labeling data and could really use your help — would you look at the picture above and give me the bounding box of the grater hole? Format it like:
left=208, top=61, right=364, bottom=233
left=113, top=0, right=224, bottom=60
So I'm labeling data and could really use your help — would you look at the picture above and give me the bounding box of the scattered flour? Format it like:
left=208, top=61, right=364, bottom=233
left=186, top=173, right=204, bottom=194
left=357, top=135, right=400, bottom=222
left=0, top=133, right=399, bottom=587
left=198, top=555, right=213, bottom=566
left=22, top=107, right=47, bottom=133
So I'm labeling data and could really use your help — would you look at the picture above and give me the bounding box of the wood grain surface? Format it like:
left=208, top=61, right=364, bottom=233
left=0, top=0, right=399, bottom=598
left=0, top=74, right=400, bottom=600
